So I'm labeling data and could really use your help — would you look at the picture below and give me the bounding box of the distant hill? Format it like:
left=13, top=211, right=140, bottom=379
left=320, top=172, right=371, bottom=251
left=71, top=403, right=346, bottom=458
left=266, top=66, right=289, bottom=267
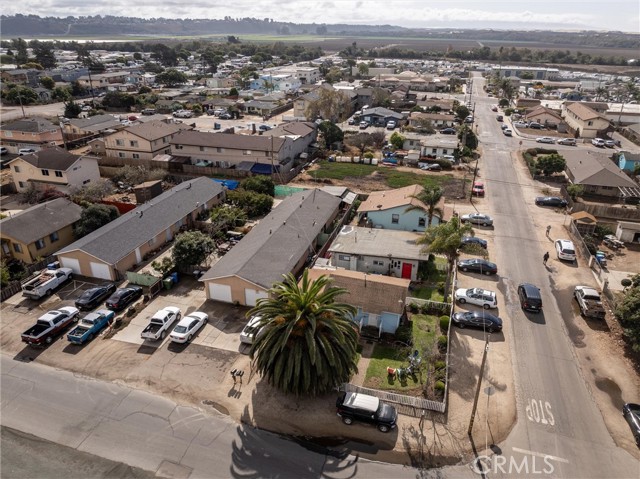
left=1, top=14, right=638, bottom=50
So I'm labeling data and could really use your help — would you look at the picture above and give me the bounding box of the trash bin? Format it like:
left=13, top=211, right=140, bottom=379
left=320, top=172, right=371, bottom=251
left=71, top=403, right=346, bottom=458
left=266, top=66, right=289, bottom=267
left=170, top=272, right=179, bottom=283
left=163, top=278, right=173, bottom=290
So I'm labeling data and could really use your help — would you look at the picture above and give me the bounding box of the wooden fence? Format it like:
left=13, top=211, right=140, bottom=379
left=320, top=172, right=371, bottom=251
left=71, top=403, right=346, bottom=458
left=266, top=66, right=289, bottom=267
left=1, top=256, right=56, bottom=302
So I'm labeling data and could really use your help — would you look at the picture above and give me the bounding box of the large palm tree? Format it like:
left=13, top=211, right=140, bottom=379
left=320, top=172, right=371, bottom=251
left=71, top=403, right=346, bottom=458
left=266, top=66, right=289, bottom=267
left=417, top=216, right=473, bottom=298
left=405, top=186, right=444, bottom=227
left=248, top=270, right=359, bottom=396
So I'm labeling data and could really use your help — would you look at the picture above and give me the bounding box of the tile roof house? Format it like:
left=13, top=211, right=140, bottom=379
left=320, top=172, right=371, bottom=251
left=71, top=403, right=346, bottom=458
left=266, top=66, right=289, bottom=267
left=563, top=150, right=639, bottom=197
left=525, top=106, right=564, bottom=128
left=56, top=178, right=225, bottom=280
left=562, top=102, right=610, bottom=139
left=0, top=198, right=83, bottom=264
left=0, top=118, right=63, bottom=153
left=7, top=147, right=100, bottom=193
left=358, top=184, right=446, bottom=231
left=171, top=130, right=296, bottom=171
left=200, top=190, right=342, bottom=306
left=103, top=120, right=192, bottom=161
left=328, top=226, right=429, bottom=281
left=306, top=267, right=410, bottom=336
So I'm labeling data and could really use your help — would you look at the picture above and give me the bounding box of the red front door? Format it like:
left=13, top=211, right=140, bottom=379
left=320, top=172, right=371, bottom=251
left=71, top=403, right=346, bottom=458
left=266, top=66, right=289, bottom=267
left=401, top=263, right=413, bottom=279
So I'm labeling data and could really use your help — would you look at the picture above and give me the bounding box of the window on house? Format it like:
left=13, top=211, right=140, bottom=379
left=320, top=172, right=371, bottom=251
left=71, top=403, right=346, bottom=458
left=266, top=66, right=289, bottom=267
left=130, top=140, right=138, bottom=147
left=244, top=150, right=252, bottom=155
left=133, top=153, right=140, bottom=159
left=118, top=152, right=125, bottom=158
left=418, top=217, right=426, bottom=227
left=392, top=214, right=400, bottom=224
left=148, top=237, right=157, bottom=247
left=14, top=166, right=20, bottom=173
left=35, top=238, right=46, bottom=250
left=116, top=139, right=124, bottom=146
left=175, top=145, right=183, bottom=150
left=18, top=181, right=26, bottom=188
left=432, top=148, right=437, bottom=154
left=216, top=147, right=223, bottom=153
left=49, top=231, right=59, bottom=242
left=55, top=171, right=63, bottom=177
left=199, top=146, right=205, bottom=152
left=13, top=243, right=22, bottom=253
left=41, top=169, right=49, bottom=176
left=588, top=121, right=593, bottom=126
left=83, top=179, right=90, bottom=184
left=373, top=260, right=384, bottom=266
left=338, top=254, right=351, bottom=261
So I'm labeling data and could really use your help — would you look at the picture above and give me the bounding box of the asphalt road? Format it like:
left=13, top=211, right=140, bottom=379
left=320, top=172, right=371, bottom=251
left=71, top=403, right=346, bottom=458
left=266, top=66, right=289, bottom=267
left=457, top=73, right=639, bottom=478
left=0, top=355, right=419, bottom=479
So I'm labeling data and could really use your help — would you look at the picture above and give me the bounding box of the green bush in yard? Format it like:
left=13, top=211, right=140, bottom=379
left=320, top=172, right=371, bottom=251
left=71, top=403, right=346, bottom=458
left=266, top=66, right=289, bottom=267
left=439, top=316, right=450, bottom=331
left=434, top=360, right=446, bottom=371
left=437, top=335, right=448, bottom=349
left=435, top=380, right=445, bottom=392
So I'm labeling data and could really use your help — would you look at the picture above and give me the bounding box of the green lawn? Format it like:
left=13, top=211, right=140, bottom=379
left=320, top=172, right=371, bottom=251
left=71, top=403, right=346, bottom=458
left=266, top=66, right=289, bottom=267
left=312, top=161, right=455, bottom=189
left=363, top=314, right=439, bottom=391
left=409, top=286, right=444, bottom=302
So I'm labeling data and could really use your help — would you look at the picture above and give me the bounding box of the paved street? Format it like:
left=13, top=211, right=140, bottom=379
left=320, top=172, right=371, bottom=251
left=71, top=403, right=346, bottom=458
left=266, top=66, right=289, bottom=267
left=0, top=354, right=420, bottom=479
left=445, top=73, right=640, bottom=478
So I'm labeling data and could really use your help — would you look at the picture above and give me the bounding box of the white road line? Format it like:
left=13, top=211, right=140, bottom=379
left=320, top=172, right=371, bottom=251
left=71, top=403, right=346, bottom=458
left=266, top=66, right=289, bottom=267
left=512, top=447, right=570, bottom=464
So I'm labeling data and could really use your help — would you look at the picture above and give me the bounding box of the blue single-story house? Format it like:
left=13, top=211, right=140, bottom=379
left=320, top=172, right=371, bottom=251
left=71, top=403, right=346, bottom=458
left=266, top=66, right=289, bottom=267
left=307, top=267, right=409, bottom=336
left=357, top=184, right=447, bottom=232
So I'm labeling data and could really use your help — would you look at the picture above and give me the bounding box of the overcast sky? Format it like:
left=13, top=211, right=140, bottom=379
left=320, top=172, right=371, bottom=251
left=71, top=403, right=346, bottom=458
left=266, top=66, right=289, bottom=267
left=6, top=0, right=640, bottom=32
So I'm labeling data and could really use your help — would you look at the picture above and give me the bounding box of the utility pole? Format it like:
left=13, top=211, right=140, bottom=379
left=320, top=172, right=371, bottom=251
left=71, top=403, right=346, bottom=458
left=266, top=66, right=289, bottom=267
left=468, top=334, right=490, bottom=436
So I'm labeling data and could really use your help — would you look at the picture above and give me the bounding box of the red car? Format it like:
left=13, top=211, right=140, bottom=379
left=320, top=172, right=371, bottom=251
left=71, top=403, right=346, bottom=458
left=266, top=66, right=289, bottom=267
left=472, top=181, right=485, bottom=197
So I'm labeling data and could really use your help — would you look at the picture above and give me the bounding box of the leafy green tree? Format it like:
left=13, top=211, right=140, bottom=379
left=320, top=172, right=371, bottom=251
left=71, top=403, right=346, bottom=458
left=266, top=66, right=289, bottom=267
left=101, top=91, right=136, bottom=110
left=499, top=98, right=510, bottom=108
left=418, top=216, right=473, bottom=298
left=537, top=153, right=566, bottom=176
left=3, top=86, right=38, bottom=105
left=52, top=86, right=72, bottom=101
left=229, top=87, right=239, bottom=97
left=64, top=100, right=83, bottom=119
left=138, top=86, right=152, bottom=94
left=39, top=76, right=55, bottom=90
left=454, top=105, right=470, bottom=122
left=155, top=69, right=188, bottom=87
left=248, top=270, right=358, bottom=396
left=31, top=41, right=57, bottom=69
left=344, top=132, right=377, bottom=156
left=304, top=88, right=351, bottom=122
left=615, top=275, right=640, bottom=352
left=405, top=186, right=444, bottom=227
left=458, top=126, right=478, bottom=151
left=318, top=121, right=344, bottom=149
left=75, top=204, right=120, bottom=238
left=210, top=205, right=248, bottom=231
left=143, top=62, right=164, bottom=74
left=566, top=184, right=584, bottom=199
left=172, top=231, right=215, bottom=268
left=0, top=261, right=10, bottom=287
left=11, top=38, right=29, bottom=65
left=240, top=176, right=275, bottom=196
left=227, top=189, right=274, bottom=218
left=357, top=63, right=369, bottom=77
left=389, top=131, right=405, bottom=149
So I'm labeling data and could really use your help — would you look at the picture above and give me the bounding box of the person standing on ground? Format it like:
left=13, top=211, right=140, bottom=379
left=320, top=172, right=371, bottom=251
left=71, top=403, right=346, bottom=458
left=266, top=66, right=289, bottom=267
left=546, top=225, right=551, bottom=237
left=543, top=251, right=550, bottom=265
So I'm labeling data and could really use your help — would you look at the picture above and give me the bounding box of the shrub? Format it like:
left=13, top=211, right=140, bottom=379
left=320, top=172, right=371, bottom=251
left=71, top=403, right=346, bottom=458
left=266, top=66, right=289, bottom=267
left=434, top=380, right=445, bottom=392
left=437, top=281, right=445, bottom=295
left=408, top=302, right=420, bottom=313
left=437, top=335, right=448, bottom=350
left=434, top=360, right=446, bottom=371
left=440, top=316, right=450, bottom=331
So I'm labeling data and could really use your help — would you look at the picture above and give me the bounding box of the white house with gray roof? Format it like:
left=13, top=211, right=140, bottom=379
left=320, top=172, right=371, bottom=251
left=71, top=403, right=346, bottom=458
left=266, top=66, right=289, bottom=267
left=56, top=178, right=225, bottom=280
left=200, top=189, right=342, bottom=306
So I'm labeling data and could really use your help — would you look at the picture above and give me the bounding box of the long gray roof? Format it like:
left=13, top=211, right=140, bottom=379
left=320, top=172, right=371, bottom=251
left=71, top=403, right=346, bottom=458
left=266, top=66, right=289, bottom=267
left=57, top=178, right=224, bottom=265
left=201, top=189, right=341, bottom=288
left=0, top=198, right=83, bottom=244
left=11, top=147, right=82, bottom=171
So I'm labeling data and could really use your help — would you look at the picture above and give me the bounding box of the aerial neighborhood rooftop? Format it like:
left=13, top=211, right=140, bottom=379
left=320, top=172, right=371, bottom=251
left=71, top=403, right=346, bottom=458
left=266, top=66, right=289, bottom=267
left=1, top=24, right=639, bottom=477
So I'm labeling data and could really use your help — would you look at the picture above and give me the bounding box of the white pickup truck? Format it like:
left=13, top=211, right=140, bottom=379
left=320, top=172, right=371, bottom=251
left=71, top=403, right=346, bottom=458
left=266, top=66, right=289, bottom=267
left=140, top=307, right=181, bottom=341
left=574, top=286, right=606, bottom=320
left=22, top=268, right=73, bottom=299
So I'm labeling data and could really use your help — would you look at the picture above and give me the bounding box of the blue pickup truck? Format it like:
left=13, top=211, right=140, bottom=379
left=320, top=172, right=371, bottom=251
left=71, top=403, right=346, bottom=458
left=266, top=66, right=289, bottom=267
left=67, top=309, right=114, bottom=344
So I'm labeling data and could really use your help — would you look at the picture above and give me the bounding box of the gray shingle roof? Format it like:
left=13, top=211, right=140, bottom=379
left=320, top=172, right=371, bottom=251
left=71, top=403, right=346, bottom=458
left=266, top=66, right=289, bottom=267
left=68, top=114, right=121, bottom=131
left=57, top=178, right=225, bottom=265
left=12, top=147, right=82, bottom=171
left=0, top=198, right=83, bottom=244
left=1, top=118, right=58, bottom=133
left=124, top=120, right=190, bottom=141
left=170, top=130, right=286, bottom=152
left=564, top=150, right=637, bottom=188
left=200, top=189, right=341, bottom=288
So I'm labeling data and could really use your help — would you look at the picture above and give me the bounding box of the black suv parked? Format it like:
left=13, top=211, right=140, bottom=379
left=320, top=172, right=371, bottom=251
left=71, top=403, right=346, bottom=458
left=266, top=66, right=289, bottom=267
left=518, top=283, right=542, bottom=313
left=336, top=392, right=397, bottom=433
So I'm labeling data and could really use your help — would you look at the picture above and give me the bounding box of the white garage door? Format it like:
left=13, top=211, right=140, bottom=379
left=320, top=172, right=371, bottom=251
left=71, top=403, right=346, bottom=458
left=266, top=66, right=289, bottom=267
left=208, top=283, right=233, bottom=303
left=89, top=262, right=112, bottom=280
left=244, top=288, right=269, bottom=307
left=59, top=257, right=80, bottom=274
